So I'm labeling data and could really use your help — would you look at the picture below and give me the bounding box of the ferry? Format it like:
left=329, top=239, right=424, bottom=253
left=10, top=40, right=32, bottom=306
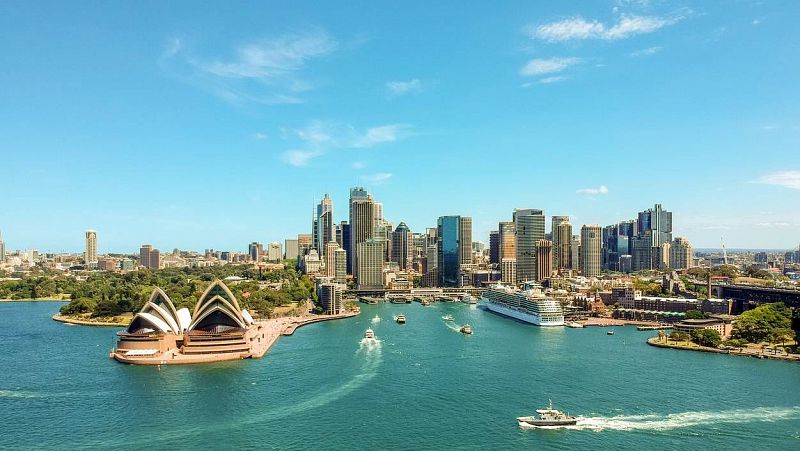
left=459, top=324, right=473, bottom=335
left=517, top=400, right=577, bottom=427
left=481, top=284, right=564, bottom=326
left=396, top=314, right=406, bottom=324
left=364, top=328, right=375, bottom=339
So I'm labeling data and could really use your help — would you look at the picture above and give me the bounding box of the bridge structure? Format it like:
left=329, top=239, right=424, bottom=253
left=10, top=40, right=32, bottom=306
left=344, top=287, right=487, bottom=299
left=712, top=284, right=800, bottom=312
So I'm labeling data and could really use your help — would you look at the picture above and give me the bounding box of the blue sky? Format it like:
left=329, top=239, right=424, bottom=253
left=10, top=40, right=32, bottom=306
left=1, top=0, right=799, bottom=253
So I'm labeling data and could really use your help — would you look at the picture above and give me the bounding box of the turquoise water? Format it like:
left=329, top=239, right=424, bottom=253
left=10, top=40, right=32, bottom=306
left=2, top=301, right=799, bottom=450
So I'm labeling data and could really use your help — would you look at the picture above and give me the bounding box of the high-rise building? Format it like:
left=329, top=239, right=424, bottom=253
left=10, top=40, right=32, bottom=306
left=349, top=187, right=375, bottom=283
left=498, top=221, right=516, bottom=261
left=340, top=222, right=352, bottom=274
left=268, top=242, right=282, bottom=262
left=391, top=222, right=413, bottom=270
left=0, top=231, right=5, bottom=263
left=284, top=239, right=299, bottom=260
left=356, top=239, right=384, bottom=289
left=658, top=242, right=671, bottom=270
left=638, top=204, right=673, bottom=246
left=501, top=258, right=517, bottom=285
left=513, top=209, right=545, bottom=283
left=325, top=242, right=340, bottom=277
left=555, top=221, right=572, bottom=270
left=670, top=237, right=693, bottom=270
left=488, top=231, right=500, bottom=265
left=631, top=233, right=653, bottom=271
left=319, top=283, right=344, bottom=315
left=334, top=247, right=347, bottom=283
left=313, top=193, right=335, bottom=256
left=85, top=230, right=98, bottom=265
left=571, top=235, right=581, bottom=272
left=139, top=244, right=153, bottom=268
left=580, top=225, right=602, bottom=277
left=248, top=242, right=263, bottom=262
left=551, top=216, right=569, bottom=270
left=150, top=248, right=161, bottom=269
left=459, top=216, right=473, bottom=266
left=297, top=234, right=313, bottom=257
left=536, top=239, right=553, bottom=282
left=437, top=215, right=472, bottom=287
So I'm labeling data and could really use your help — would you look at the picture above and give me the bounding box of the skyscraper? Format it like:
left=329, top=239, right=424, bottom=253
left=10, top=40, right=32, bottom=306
left=85, top=229, right=97, bottom=265
left=501, top=258, right=516, bottom=285
left=580, top=224, right=602, bottom=277
left=340, top=222, right=352, bottom=274
left=459, top=216, right=473, bottom=267
left=248, top=242, right=262, bottom=262
left=499, top=221, right=516, bottom=261
left=391, top=222, right=413, bottom=270
left=669, top=237, right=693, bottom=270
left=638, top=204, right=673, bottom=246
left=356, top=239, right=384, bottom=289
left=536, top=239, right=553, bottom=282
left=437, top=215, right=472, bottom=287
left=313, top=193, right=334, bottom=256
left=284, top=239, right=299, bottom=260
left=551, top=216, right=569, bottom=270
left=555, top=221, right=572, bottom=270
left=571, top=235, right=581, bottom=271
left=488, top=231, right=500, bottom=265
left=513, top=209, right=545, bottom=283
left=268, top=242, right=282, bottom=262
left=139, top=244, right=152, bottom=268
left=297, top=234, right=312, bottom=257
left=349, top=187, right=375, bottom=283
left=0, top=231, right=5, bottom=263
left=325, top=242, right=340, bottom=277
left=334, top=247, right=347, bottom=283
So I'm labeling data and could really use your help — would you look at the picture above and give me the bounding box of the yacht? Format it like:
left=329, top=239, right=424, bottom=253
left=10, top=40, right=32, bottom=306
left=396, top=314, right=406, bottom=324
left=481, top=284, right=564, bottom=326
left=421, top=299, right=431, bottom=306
left=459, top=324, right=473, bottom=335
left=517, top=400, right=577, bottom=427
left=565, top=322, right=584, bottom=328
left=441, top=314, right=454, bottom=321
left=364, top=328, right=375, bottom=339
left=607, top=330, right=615, bottom=336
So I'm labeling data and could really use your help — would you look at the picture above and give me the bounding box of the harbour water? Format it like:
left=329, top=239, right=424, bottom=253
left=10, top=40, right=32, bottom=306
left=2, top=301, right=799, bottom=450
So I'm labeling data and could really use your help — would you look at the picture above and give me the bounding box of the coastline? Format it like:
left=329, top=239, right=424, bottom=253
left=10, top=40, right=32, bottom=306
left=1, top=298, right=68, bottom=302
left=646, top=337, right=800, bottom=362
left=53, top=314, right=127, bottom=327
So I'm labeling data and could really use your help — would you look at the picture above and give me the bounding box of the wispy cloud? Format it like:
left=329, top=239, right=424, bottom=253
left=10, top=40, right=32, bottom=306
left=539, top=75, right=568, bottom=84
left=577, top=185, right=609, bottom=195
left=386, top=79, right=422, bottom=96
left=753, top=170, right=800, bottom=190
left=281, top=121, right=413, bottom=166
left=526, top=13, right=686, bottom=42
left=161, top=30, right=337, bottom=104
left=254, top=132, right=268, bottom=140
left=630, top=46, right=663, bottom=57
left=352, top=161, right=366, bottom=169
left=520, top=57, right=582, bottom=76
left=360, top=172, right=393, bottom=185
left=755, top=222, right=791, bottom=228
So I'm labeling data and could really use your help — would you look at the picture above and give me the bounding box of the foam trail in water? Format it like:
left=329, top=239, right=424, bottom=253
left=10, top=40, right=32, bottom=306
left=519, top=406, right=800, bottom=431
left=371, top=315, right=381, bottom=324
left=445, top=323, right=462, bottom=333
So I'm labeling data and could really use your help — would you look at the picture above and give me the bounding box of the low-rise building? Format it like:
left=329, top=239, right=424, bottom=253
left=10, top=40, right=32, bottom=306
left=673, top=318, right=732, bottom=338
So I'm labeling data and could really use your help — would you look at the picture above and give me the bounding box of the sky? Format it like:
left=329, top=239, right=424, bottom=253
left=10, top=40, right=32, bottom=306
left=1, top=0, right=799, bottom=253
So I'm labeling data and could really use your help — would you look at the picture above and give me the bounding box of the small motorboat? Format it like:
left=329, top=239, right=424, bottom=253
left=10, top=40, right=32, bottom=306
left=364, top=328, right=375, bottom=339
left=607, top=330, right=615, bottom=335
left=441, top=315, right=454, bottom=321
left=396, top=314, right=406, bottom=324
left=459, top=324, right=473, bottom=335
left=517, top=400, right=577, bottom=427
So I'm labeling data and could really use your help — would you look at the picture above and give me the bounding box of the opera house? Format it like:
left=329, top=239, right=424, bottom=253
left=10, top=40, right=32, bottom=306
left=111, top=280, right=268, bottom=365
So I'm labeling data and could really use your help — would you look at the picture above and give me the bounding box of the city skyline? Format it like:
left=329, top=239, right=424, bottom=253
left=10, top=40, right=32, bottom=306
left=2, top=1, right=799, bottom=251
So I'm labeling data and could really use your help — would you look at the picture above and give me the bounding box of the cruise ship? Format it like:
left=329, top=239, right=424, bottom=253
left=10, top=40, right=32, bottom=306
left=480, top=284, right=564, bottom=326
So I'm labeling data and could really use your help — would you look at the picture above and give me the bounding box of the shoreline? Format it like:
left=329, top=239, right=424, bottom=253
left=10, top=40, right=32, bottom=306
left=53, top=314, right=127, bottom=327
left=1, top=298, right=68, bottom=302
left=646, top=337, right=800, bottom=362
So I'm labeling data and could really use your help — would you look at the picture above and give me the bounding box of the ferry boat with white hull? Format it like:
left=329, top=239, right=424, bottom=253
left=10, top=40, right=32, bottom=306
left=481, top=284, right=564, bottom=326
left=517, top=400, right=577, bottom=427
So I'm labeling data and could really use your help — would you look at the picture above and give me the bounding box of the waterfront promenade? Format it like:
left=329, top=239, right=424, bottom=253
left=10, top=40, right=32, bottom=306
left=647, top=337, right=800, bottom=362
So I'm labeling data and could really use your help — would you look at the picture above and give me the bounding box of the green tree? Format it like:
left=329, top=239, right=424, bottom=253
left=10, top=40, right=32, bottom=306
left=669, top=331, right=691, bottom=343
left=684, top=310, right=705, bottom=320
left=691, top=329, right=722, bottom=348
left=731, top=303, right=792, bottom=343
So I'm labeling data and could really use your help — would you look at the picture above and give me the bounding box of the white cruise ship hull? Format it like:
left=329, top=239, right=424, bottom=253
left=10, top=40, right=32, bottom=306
left=482, top=300, right=564, bottom=327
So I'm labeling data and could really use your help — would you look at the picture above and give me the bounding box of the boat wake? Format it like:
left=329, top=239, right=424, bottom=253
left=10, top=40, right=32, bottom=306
left=518, top=406, right=800, bottom=431
left=359, top=337, right=382, bottom=349
left=445, top=323, right=462, bottom=333
left=371, top=315, right=381, bottom=324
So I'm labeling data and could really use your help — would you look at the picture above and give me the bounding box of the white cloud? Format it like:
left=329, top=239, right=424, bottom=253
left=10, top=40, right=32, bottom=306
left=254, top=132, right=268, bottom=140
left=576, top=185, right=609, bottom=195
left=539, top=75, right=568, bottom=84
left=360, top=172, right=393, bottom=184
left=351, top=124, right=410, bottom=148
left=161, top=30, right=336, bottom=105
left=527, top=13, right=684, bottom=42
left=386, top=79, right=422, bottom=95
left=752, top=19, right=761, bottom=26
left=281, top=149, right=321, bottom=167
left=520, top=57, right=582, bottom=76
left=755, top=222, right=791, bottom=228
left=753, top=171, right=800, bottom=190
left=630, top=46, right=663, bottom=57
left=352, top=161, right=366, bottom=169
left=281, top=122, right=412, bottom=166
